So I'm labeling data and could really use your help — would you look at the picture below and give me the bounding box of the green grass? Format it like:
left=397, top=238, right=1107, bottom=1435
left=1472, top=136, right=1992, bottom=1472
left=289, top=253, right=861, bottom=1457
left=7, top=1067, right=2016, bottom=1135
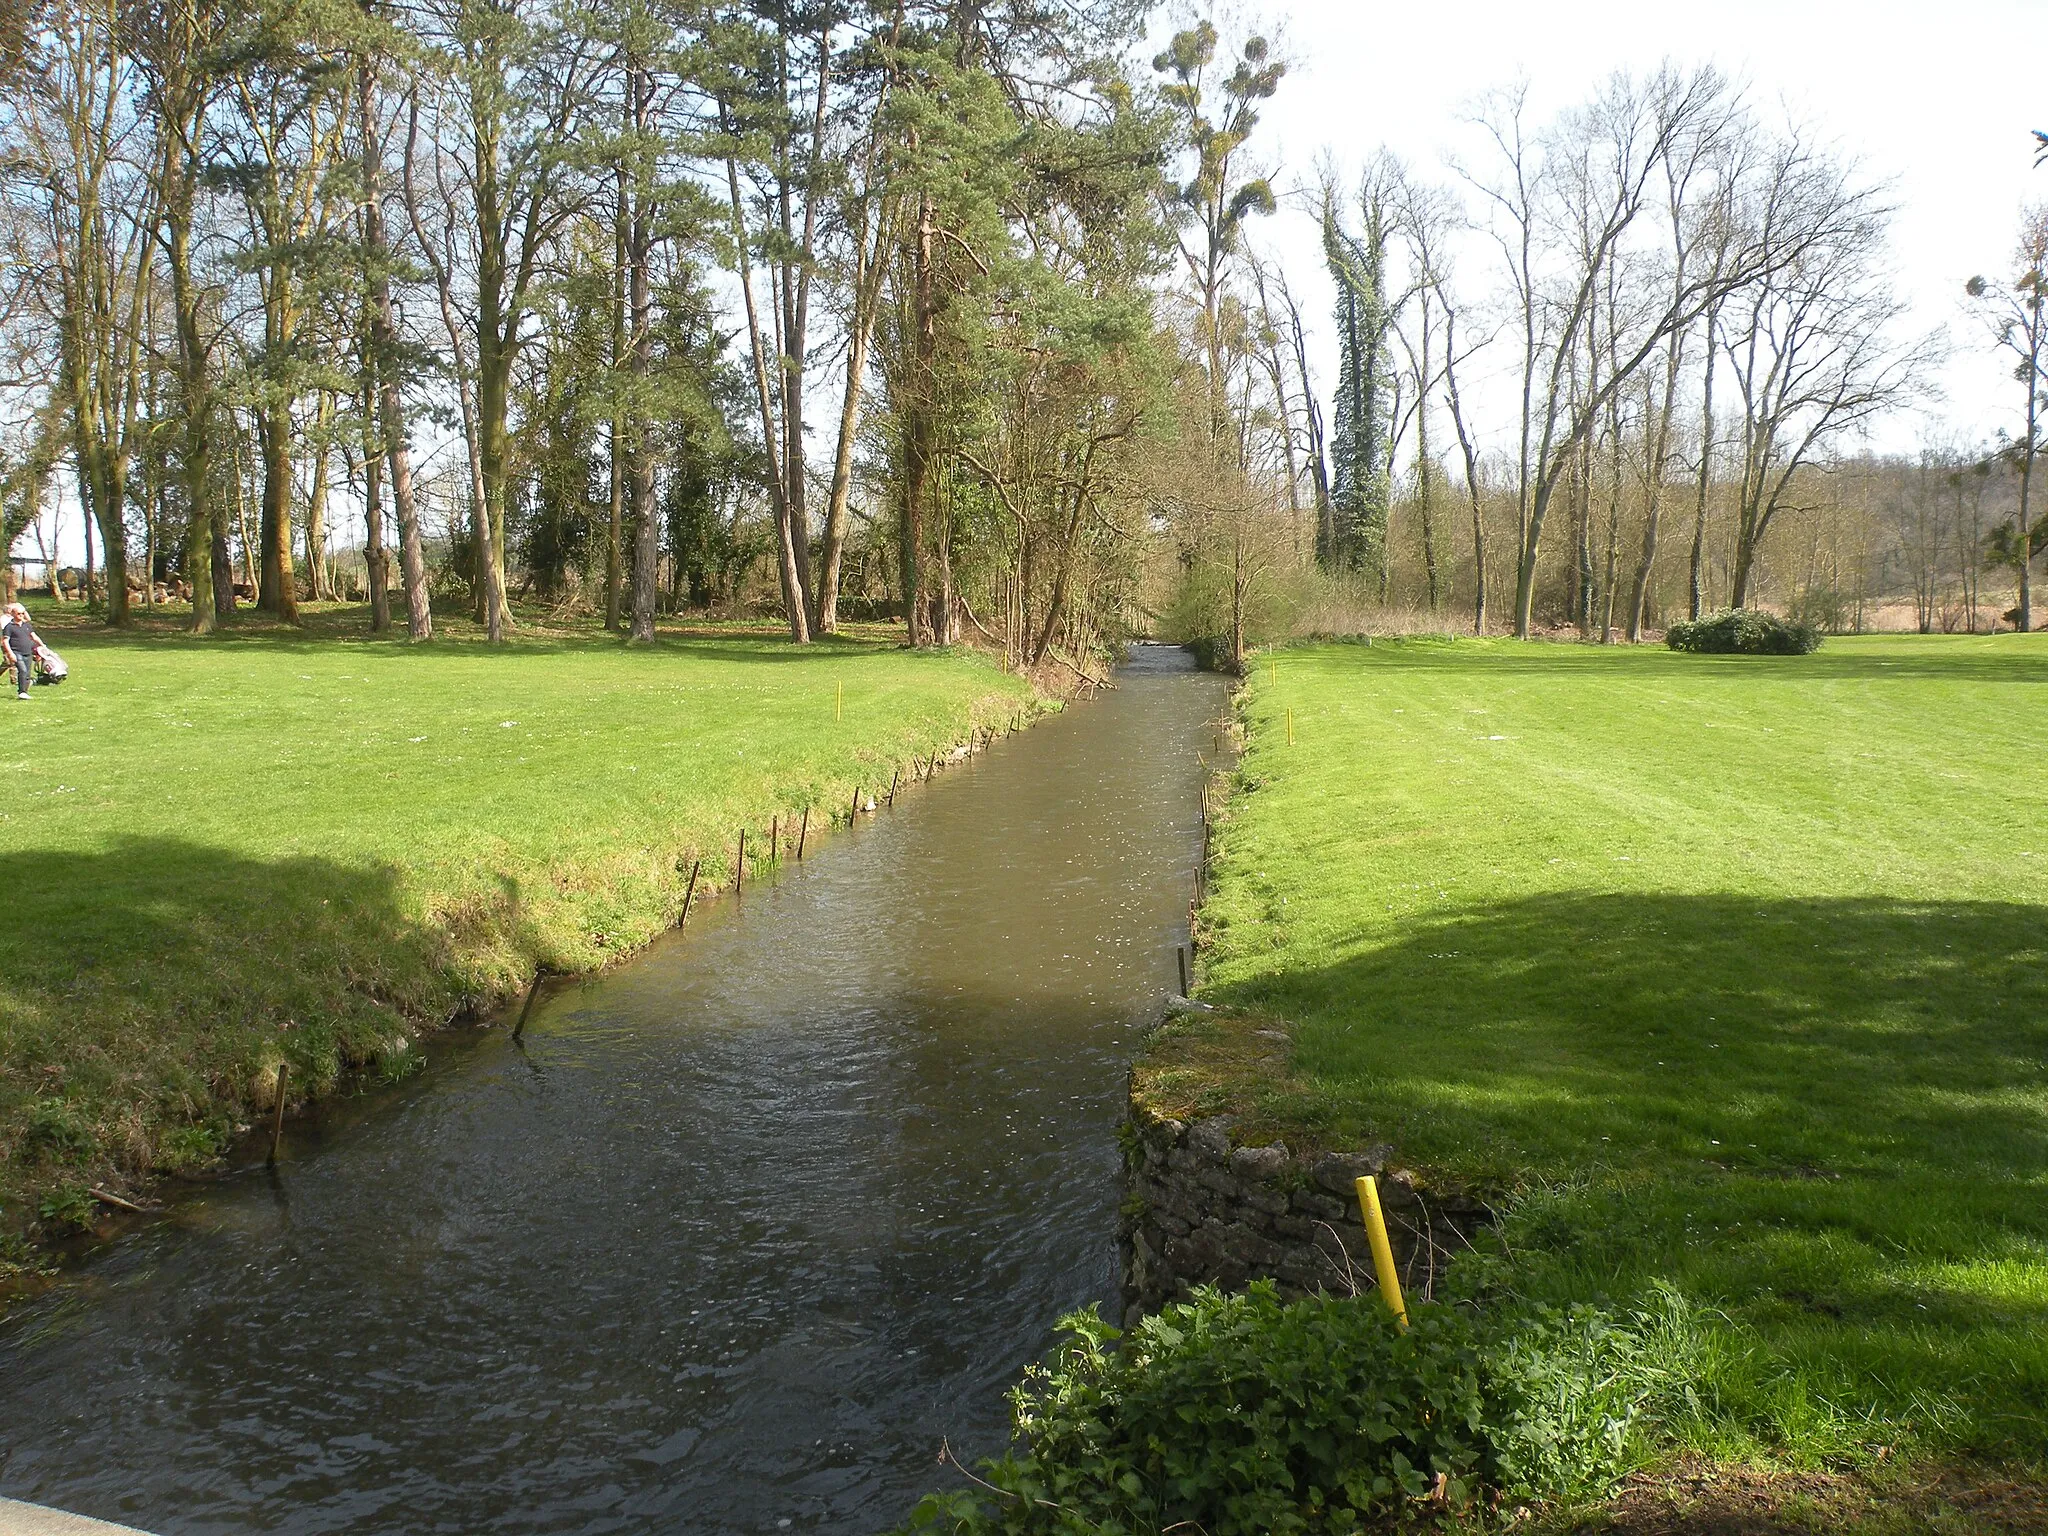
left=0, top=600, right=1033, bottom=1259
left=1184, top=634, right=2048, bottom=1471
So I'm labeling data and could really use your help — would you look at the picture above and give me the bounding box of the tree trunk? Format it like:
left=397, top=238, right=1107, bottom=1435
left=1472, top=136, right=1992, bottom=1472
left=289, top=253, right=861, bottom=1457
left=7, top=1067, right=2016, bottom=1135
left=212, top=491, right=234, bottom=618
left=165, top=154, right=214, bottom=633
left=1512, top=471, right=1555, bottom=640
left=363, top=444, right=391, bottom=632
left=360, top=65, right=430, bottom=641
left=627, top=61, right=658, bottom=646
left=817, top=213, right=889, bottom=634
left=1688, top=307, right=1720, bottom=621
left=2018, top=362, right=2036, bottom=632
left=82, top=476, right=97, bottom=609
left=473, top=349, right=510, bottom=641
left=366, top=254, right=430, bottom=641
left=91, top=475, right=128, bottom=625
left=1628, top=307, right=1687, bottom=643
left=1730, top=537, right=1757, bottom=609
left=1444, top=315, right=1486, bottom=635
left=607, top=161, right=626, bottom=631
left=903, top=190, right=939, bottom=646
left=305, top=391, right=335, bottom=601
left=723, top=134, right=809, bottom=643
left=257, top=402, right=297, bottom=621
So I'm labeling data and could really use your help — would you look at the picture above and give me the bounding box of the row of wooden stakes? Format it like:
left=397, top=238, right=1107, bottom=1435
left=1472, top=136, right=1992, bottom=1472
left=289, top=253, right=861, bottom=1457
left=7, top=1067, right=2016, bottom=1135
left=510, top=715, right=1027, bottom=1044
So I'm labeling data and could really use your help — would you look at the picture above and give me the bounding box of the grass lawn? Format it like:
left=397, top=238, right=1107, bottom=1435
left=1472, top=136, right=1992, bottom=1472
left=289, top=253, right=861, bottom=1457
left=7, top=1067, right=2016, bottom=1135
left=0, top=600, right=1032, bottom=1258
left=1173, top=633, right=2048, bottom=1475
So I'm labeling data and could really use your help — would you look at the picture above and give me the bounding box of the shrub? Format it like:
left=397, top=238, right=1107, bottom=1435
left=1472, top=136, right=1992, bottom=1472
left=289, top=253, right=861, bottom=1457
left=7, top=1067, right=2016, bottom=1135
left=1664, top=609, right=1821, bottom=655
left=905, top=1285, right=1490, bottom=1535
left=902, top=1285, right=1669, bottom=1535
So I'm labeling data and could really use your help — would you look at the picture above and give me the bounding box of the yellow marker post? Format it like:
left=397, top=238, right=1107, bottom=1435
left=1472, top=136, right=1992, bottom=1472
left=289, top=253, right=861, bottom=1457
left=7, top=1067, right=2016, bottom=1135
left=1286, top=707, right=1295, bottom=746
left=836, top=680, right=843, bottom=721
left=1355, top=1176, right=1409, bottom=1329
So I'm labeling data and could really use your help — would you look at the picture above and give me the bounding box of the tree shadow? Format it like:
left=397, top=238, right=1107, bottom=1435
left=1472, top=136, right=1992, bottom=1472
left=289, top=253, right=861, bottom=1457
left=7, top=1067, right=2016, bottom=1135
left=1224, top=891, right=2048, bottom=1187
left=1303, top=636, right=2048, bottom=686
left=1, top=836, right=479, bottom=1212
left=1215, top=891, right=2048, bottom=1444
left=15, top=601, right=908, bottom=663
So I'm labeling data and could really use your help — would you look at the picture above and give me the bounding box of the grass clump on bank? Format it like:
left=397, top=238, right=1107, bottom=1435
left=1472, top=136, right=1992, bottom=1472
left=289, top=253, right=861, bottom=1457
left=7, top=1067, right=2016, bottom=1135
left=0, top=602, right=1033, bottom=1261
left=1173, top=633, right=2048, bottom=1494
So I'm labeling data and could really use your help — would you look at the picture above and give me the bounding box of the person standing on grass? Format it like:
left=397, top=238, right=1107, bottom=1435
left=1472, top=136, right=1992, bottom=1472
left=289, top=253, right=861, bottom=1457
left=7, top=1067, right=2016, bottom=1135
left=2, top=603, right=39, bottom=699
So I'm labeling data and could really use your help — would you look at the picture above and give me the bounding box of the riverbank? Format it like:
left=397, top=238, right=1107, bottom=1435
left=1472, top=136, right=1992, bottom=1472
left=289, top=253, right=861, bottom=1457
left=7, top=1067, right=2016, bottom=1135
left=1154, top=634, right=2048, bottom=1501
left=0, top=603, right=1038, bottom=1268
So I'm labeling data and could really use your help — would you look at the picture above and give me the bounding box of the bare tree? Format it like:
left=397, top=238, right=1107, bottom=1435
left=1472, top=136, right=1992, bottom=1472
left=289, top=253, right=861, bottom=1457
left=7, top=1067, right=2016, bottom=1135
left=1721, top=151, right=1928, bottom=607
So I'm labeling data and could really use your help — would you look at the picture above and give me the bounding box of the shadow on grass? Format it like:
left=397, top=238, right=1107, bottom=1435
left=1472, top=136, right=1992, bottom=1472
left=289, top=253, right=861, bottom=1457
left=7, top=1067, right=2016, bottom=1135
left=1225, top=891, right=2048, bottom=1186
left=1215, top=891, right=2048, bottom=1452
left=1, top=836, right=463, bottom=1156
left=17, top=601, right=911, bottom=664
left=1293, top=635, right=2048, bottom=685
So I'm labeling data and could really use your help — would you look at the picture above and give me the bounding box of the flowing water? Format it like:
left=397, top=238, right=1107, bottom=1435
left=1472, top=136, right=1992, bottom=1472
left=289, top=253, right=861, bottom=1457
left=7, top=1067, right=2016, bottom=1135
left=0, top=645, right=1226, bottom=1536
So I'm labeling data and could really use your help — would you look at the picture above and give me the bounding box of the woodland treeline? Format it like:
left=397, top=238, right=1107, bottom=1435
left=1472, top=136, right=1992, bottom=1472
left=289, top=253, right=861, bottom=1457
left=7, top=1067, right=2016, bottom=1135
left=0, top=0, right=2040, bottom=657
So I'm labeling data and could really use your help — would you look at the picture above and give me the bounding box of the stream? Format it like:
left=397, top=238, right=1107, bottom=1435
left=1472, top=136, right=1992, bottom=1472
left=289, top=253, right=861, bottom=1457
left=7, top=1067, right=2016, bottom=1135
left=0, top=644, right=1227, bottom=1536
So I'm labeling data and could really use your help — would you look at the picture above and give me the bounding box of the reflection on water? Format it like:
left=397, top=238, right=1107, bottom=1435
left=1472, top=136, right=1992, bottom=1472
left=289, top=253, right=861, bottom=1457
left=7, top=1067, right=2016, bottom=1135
left=0, top=646, right=1225, bottom=1535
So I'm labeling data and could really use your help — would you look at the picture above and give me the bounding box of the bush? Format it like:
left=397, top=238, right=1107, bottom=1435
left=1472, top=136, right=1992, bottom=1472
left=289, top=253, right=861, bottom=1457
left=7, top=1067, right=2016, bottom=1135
left=1664, top=609, right=1821, bottom=655
left=1162, top=565, right=1300, bottom=673
left=900, top=1283, right=1671, bottom=1535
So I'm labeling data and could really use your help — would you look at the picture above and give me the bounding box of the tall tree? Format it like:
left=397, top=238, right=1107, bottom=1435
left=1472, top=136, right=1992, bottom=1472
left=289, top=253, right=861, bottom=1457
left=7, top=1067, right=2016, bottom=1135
left=1152, top=17, right=1282, bottom=448
left=1968, top=203, right=2048, bottom=632
left=222, top=0, right=358, bottom=622
left=355, top=5, right=432, bottom=639
left=134, top=0, right=229, bottom=630
left=1721, top=149, right=1923, bottom=607
left=1322, top=157, right=1406, bottom=587
left=407, top=0, right=600, bottom=641
left=19, top=0, right=156, bottom=625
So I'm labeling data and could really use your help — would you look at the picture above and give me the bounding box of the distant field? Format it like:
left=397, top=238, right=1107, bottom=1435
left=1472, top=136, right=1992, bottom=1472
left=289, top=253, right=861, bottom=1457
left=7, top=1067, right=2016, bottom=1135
left=1194, top=634, right=2048, bottom=1466
left=0, top=603, right=1030, bottom=1258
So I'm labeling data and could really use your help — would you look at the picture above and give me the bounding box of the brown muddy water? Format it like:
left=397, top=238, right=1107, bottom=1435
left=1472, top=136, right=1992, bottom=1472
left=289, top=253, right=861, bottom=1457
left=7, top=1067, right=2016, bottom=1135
left=0, top=644, right=1228, bottom=1535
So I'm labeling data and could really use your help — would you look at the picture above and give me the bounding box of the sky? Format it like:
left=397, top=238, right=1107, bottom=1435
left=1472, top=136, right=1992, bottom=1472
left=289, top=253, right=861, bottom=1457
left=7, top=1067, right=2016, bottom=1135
left=1246, top=0, right=2046, bottom=457
left=14, top=0, right=2044, bottom=571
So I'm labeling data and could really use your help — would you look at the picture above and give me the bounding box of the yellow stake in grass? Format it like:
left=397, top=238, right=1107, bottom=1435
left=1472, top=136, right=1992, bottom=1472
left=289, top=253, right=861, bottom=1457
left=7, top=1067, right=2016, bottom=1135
left=1355, top=1176, right=1409, bottom=1330
left=836, top=680, right=843, bottom=721
left=1286, top=706, right=1295, bottom=746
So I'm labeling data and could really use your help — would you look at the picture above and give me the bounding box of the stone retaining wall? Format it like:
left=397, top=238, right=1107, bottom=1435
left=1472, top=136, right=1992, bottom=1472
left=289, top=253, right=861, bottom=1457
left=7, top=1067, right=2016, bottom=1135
left=1120, top=1102, right=1492, bottom=1326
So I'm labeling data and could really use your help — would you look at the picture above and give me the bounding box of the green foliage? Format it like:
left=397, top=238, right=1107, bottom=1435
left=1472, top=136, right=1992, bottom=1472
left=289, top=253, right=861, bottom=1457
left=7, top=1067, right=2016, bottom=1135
left=1152, top=23, right=1284, bottom=261
left=1162, top=560, right=1297, bottom=670
left=158, top=1120, right=231, bottom=1171
left=1664, top=608, right=1822, bottom=655
left=22, top=1098, right=96, bottom=1163
left=902, top=1282, right=1679, bottom=1534
left=36, top=1183, right=93, bottom=1231
left=1481, top=1297, right=1679, bottom=1502
left=904, top=1285, right=1496, bottom=1535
